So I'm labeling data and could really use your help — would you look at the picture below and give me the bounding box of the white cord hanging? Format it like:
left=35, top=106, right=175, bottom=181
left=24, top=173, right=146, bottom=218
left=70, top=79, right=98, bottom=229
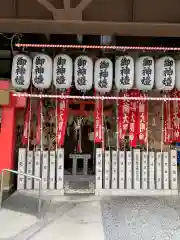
left=160, top=98, right=164, bottom=154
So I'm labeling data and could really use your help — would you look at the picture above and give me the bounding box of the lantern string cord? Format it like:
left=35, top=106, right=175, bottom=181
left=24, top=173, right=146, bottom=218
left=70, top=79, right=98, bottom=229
left=12, top=92, right=180, bottom=101
left=15, top=43, right=180, bottom=52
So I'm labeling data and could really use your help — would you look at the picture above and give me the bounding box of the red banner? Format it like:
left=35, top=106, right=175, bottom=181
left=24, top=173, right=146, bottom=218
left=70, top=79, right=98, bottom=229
left=56, top=90, right=70, bottom=147
left=164, top=100, right=169, bottom=144
left=22, top=99, right=30, bottom=145
left=167, top=99, right=172, bottom=144
left=171, top=90, right=180, bottom=142
left=118, top=99, right=123, bottom=141
left=36, top=99, right=42, bottom=145
left=129, top=91, right=138, bottom=147
left=94, top=94, right=103, bottom=143
left=138, top=92, right=148, bottom=145
left=118, top=92, right=130, bottom=142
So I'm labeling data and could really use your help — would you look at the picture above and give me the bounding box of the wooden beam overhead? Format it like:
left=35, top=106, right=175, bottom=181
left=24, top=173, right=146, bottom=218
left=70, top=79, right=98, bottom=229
left=63, top=0, right=70, bottom=11
left=1, top=19, right=180, bottom=37
left=36, top=0, right=92, bottom=20
left=36, top=0, right=56, bottom=13
left=76, top=0, right=92, bottom=11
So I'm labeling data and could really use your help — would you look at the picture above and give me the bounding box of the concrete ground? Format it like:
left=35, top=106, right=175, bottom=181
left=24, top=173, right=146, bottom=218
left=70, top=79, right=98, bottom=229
left=1, top=193, right=180, bottom=240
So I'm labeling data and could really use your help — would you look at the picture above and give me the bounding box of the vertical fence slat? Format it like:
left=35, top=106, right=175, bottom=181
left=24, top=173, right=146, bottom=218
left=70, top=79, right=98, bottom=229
left=34, top=150, right=41, bottom=190
left=170, top=150, right=178, bottom=190
left=17, top=148, right=26, bottom=190
left=163, top=152, right=169, bottom=190
left=111, top=151, right=118, bottom=189
left=42, top=151, right=48, bottom=189
left=104, top=150, right=110, bottom=189
left=126, top=151, right=132, bottom=189
left=26, top=150, right=33, bottom=189
left=119, top=151, right=125, bottom=189
left=141, top=151, right=148, bottom=189
left=49, top=150, right=56, bottom=190
left=155, top=152, right=162, bottom=190
left=149, top=151, right=155, bottom=189
left=133, top=149, right=141, bottom=190
left=56, top=148, right=64, bottom=190
left=95, top=148, right=103, bottom=190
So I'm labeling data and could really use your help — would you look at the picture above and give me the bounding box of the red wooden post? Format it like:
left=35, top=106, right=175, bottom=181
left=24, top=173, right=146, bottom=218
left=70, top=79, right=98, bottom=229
left=0, top=81, right=26, bottom=172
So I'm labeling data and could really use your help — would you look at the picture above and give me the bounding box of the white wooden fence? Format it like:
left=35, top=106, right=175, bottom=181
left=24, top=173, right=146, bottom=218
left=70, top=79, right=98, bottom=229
left=17, top=148, right=178, bottom=196
left=17, top=148, right=64, bottom=194
left=95, top=148, right=178, bottom=196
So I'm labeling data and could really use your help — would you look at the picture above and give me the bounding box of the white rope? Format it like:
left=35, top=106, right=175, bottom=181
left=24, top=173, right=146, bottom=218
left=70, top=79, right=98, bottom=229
left=13, top=92, right=180, bottom=101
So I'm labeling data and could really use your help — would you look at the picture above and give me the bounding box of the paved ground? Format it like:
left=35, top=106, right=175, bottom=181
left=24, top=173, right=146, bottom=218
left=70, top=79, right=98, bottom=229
left=1, top=193, right=180, bottom=239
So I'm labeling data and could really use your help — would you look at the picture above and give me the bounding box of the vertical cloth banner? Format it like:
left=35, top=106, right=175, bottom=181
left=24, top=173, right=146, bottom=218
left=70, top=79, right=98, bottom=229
left=118, top=98, right=123, bottom=141
left=171, top=90, right=180, bottom=142
left=138, top=92, right=148, bottom=145
left=94, top=92, right=103, bottom=143
left=164, top=99, right=169, bottom=144
left=129, top=90, right=138, bottom=147
left=22, top=99, right=31, bottom=145
left=56, top=89, right=70, bottom=147
left=36, top=99, right=42, bottom=146
left=118, top=92, right=130, bottom=142
left=167, top=96, right=172, bottom=144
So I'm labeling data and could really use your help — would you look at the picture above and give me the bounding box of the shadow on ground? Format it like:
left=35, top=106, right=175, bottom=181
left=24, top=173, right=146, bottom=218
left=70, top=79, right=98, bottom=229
left=6, top=202, right=75, bottom=240
left=2, top=192, right=45, bottom=217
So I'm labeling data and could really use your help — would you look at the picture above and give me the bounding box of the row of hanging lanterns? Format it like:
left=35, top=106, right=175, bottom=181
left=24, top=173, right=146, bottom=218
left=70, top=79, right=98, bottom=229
left=11, top=53, right=179, bottom=93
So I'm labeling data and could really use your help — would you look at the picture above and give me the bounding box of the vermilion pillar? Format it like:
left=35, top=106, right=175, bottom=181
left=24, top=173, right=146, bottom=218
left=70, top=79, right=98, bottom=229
left=0, top=105, right=15, bottom=171
left=0, top=81, right=26, bottom=189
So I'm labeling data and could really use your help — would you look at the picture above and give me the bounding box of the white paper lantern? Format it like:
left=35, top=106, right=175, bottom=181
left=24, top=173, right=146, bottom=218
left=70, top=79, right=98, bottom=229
left=115, top=56, right=134, bottom=90
left=11, top=54, right=32, bottom=90
left=32, top=54, right=52, bottom=89
left=155, top=56, right=175, bottom=91
left=135, top=56, right=154, bottom=91
left=74, top=55, right=93, bottom=91
left=53, top=54, right=72, bottom=89
left=175, top=59, right=180, bottom=90
left=94, top=58, right=113, bottom=93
